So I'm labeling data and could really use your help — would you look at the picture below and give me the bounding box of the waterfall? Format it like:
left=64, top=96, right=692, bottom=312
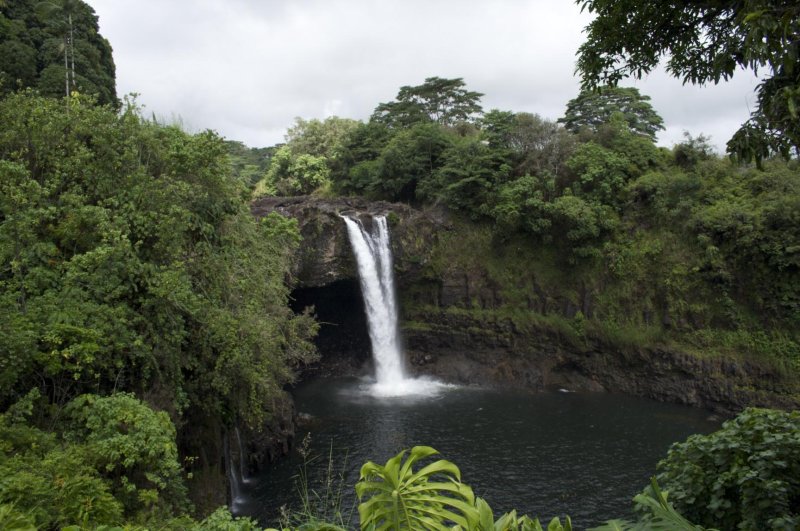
left=343, top=215, right=405, bottom=384
left=224, top=434, right=242, bottom=508
left=343, top=214, right=447, bottom=397
left=235, top=426, right=251, bottom=485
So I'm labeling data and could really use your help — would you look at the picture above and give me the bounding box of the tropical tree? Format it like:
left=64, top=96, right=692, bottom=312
left=482, top=110, right=577, bottom=179
left=0, top=0, right=116, bottom=104
left=559, top=87, right=664, bottom=141
left=35, top=0, right=82, bottom=97
left=356, top=122, right=453, bottom=202
left=259, top=145, right=332, bottom=196
left=284, top=116, right=361, bottom=159
left=419, top=134, right=511, bottom=215
left=372, top=77, right=484, bottom=128
left=574, top=0, right=799, bottom=163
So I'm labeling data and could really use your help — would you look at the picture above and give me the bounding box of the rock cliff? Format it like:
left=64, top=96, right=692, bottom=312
left=251, top=196, right=800, bottom=416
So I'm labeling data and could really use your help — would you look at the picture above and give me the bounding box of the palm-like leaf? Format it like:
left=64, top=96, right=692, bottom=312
left=356, top=446, right=479, bottom=530
left=589, top=478, right=715, bottom=531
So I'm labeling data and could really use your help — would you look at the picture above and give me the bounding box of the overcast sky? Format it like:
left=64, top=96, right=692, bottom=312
left=90, top=0, right=761, bottom=152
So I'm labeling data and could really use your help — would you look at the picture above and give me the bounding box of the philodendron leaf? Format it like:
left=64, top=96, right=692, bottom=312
left=355, top=447, right=480, bottom=530
left=474, top=497, right=496, bottom=531
left=587, top=521, right=631, bottom=531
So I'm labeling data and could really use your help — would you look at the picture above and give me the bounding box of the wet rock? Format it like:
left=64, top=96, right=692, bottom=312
left=250, top=196, right=799, bottom=419
left=402, top=309, right=800, bottom=417
left=251, top=196, right=442, bottom=288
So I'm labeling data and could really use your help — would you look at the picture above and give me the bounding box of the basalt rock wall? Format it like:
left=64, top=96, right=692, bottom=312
left=251, top=196, right=800, bottom=417
left=251, top=196, right=444, bottom=288
left=402, top=309, right=799, bottom=416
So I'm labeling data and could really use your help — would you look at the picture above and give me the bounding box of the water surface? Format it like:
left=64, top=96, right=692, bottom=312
left=237, top=378, right=719, bottom=528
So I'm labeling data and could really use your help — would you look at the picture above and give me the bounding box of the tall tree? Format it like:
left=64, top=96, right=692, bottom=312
left=284, top=116, right=360, bottom=159
left=0, top=0, right=116, bottom=104
left=483, top=110, right=577, bottom=178
left=371, top=77, right=484, bottom=128
left=574, top=0, right=799, bottom=163
left=559, top=86, right=664, bottom=141
left=36, top=0, right=82, bottom=97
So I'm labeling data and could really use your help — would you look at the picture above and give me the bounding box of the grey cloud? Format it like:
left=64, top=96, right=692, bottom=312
left=92, top=0, right=759, bottom=151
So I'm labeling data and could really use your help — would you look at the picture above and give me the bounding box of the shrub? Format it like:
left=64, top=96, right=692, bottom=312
left=654, top=408, right=800, bottom=530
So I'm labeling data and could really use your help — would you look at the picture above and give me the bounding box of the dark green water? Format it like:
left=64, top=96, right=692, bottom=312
left=237, top=377, right=719, bottom=529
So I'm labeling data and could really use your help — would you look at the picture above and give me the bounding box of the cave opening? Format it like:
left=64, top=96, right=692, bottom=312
left=290, top=279, right=372, bottom=376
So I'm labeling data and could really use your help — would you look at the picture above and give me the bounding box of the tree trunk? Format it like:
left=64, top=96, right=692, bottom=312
left=68, top=13, right=75, bottom=89
left=63, top=35, right=69, bottom=98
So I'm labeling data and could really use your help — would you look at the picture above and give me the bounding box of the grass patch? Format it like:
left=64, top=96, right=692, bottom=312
left=401, top=320, right=435, bottom=333
left=678, top=328, right=800, bottom=378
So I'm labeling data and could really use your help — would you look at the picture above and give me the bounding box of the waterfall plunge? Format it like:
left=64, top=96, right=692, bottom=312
left=343, top=215, right=446, bottom=397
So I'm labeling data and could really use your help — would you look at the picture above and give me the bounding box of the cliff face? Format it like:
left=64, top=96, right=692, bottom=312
left=251, top=195, right=446, bottom=288
left=402, top=309, right=799, bottom=416
left=251, top=196, right=800, bottom=416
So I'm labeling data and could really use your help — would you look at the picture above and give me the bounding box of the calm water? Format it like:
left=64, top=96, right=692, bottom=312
left=237, top=377, right=719, bottom=529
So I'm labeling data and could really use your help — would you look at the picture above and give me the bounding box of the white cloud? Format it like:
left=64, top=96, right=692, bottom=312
left=90, top=0, right=759, bottom=151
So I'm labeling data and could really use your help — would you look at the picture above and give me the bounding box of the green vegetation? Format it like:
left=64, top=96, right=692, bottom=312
left=574, top=0, right=799, bottom=164
left=254, top=117, right=360, bottom=197
left=252, top=74, right=798, bottom=375
left=0, top=0, right=116, bottom=104
left=0, top=90, right=317, bottom=526
left=558, top=87, right=664, bottom=141
left=0, top=390, right=184, bottom=527
left=355, top=445, right=478, bottom=530
left=654, top=408, right=800, bottom=530
left=2, top=0, right=799, bottom=526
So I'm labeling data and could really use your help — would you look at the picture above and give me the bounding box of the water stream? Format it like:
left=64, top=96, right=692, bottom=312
left=341, top=214, right=445, bottom=397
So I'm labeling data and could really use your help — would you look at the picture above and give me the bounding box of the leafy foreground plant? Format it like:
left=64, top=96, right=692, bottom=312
left=355, top=446, right=478, bottom=530
left=353, top=446, right=571, bottom=531
left=589, top=478, right=715, bottom=531
left=263, top=444, right=725, bottom=531
left=653, top=408, right=800, bottom=530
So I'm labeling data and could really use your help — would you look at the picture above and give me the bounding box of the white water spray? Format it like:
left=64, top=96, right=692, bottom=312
left=343, top=214, right=447, bottom=397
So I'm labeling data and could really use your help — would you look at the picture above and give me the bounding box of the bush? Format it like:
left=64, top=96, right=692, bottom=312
left=654, top=408, right=800, bottom=530
left=65, top=393, right=189, bottom=517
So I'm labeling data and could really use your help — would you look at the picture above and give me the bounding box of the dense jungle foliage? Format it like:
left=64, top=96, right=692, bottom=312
left=255, top=77, right=800, bottom=371
left=574, top=0, right=800, bottom=165
left=0, top=91, right=317, bottom=527
left=0, top=0, right=117, bottom=104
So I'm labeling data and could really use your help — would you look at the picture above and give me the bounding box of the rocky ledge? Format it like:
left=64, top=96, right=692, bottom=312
left=403, top=309, right=800, bottom=416
left=251, top=196, right=445, bottom=288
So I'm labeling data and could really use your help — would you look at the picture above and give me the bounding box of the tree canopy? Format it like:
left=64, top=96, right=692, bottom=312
left=574, top=0, right=799, bottom=163
left=0, top=92, right=317, bottom=492
left=558, top=86, right=665, bottom=141
left=371, top=77, right=484, bottom=128
left=0, top=0, right=116, bottom=104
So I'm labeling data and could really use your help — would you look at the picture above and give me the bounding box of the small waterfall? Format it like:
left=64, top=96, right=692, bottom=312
left=343, top=214, right=447, bottom=397
left=235, top=426, right=251, bottom=485
left=224, top=434, right=242, bottom=507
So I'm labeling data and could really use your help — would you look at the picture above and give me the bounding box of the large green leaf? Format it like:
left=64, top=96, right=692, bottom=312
left=355, top=446, right=479, bottom=530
